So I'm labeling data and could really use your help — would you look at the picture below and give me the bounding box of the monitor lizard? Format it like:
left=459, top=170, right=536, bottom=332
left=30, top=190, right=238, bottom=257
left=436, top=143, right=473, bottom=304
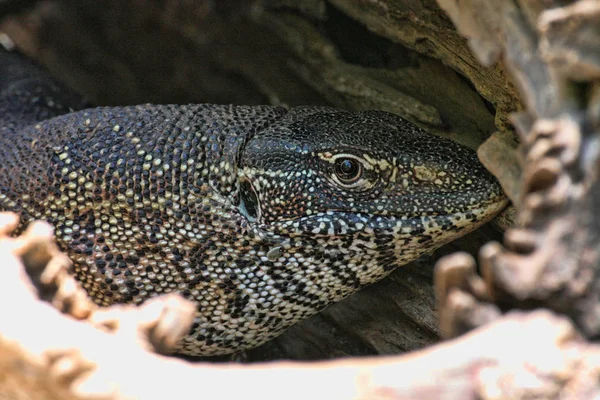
left=0, top=48, right=507, bottom=356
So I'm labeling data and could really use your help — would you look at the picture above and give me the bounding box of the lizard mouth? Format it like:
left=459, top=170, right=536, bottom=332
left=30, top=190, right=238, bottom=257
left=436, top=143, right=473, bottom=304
left=268, top=195, right=508, bottom=238
left=321, top=185, right=508, bottom=220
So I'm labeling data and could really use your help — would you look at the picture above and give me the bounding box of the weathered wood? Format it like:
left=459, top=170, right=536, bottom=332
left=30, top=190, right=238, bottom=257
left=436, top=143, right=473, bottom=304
left=0, top=0, right=503, bottom=147
left=436, top=0, right=600, bottom=340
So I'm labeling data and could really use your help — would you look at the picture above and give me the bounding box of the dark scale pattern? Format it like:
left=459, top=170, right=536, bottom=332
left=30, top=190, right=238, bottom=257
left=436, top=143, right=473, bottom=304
left=0, top=49, right=508, bottom=356
left=0, top=48, right=88, bottom=132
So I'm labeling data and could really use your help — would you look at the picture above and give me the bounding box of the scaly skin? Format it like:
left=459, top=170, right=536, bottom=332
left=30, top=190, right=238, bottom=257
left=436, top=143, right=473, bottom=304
left=0, top=48, right=507, bottom=356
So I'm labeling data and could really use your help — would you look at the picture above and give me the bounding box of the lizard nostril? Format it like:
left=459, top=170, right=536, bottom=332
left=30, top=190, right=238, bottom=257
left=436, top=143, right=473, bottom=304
left=238, top=178, right=260, bottom=222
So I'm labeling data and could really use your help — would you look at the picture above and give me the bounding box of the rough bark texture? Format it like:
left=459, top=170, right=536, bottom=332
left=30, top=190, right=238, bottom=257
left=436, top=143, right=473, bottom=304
left=436, top=0, right=600, bottom=340
left=1, top=0, right=600, bottom=398
left=0, top=0, right=511, bottom=147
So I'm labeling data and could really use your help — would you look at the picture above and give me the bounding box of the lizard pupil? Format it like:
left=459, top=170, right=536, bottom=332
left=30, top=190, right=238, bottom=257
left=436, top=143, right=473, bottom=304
left=335, top=158, right=362, bottom=183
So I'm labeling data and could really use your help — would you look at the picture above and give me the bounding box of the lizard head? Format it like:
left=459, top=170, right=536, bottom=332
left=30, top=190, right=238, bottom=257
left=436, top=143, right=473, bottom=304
left=237, top=107, right=507, bottom=277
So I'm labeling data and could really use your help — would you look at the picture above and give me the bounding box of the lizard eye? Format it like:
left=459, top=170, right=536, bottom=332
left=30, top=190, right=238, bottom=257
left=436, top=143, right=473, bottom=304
left=334, top=157, right=363, bottom=184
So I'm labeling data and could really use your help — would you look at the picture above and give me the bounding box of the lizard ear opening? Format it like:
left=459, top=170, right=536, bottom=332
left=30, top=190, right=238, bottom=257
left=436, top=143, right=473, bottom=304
left=238, top=178, right=261, bottom=223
